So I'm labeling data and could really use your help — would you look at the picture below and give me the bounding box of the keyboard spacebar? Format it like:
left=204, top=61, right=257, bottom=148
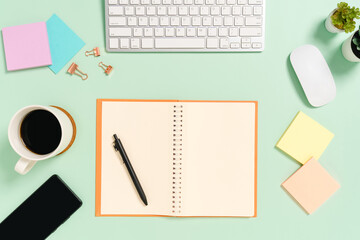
left=155, top=38, right=205, bottom=49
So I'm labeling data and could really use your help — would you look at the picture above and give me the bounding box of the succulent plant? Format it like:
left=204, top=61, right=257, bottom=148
left=353, top=27, right=360, bottom=51
left=331, top=2, right=360, bottom=33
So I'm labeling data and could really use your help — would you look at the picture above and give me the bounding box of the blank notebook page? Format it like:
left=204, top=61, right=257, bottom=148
left=100, top=101, right=173, bottom=215
left=181, top=102, right=256, bottom=217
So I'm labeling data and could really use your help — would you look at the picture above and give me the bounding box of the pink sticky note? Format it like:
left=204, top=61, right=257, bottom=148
left=2, top=22, right=52, bottom=71
left=282, top=157, right=340, bottom=214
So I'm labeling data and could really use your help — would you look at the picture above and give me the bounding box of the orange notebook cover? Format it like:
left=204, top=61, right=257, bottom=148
left=96, top=99, right=257, bottom=217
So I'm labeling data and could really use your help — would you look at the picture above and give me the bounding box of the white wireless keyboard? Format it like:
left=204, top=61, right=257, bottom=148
left=105, top=0, right=265, bottom=52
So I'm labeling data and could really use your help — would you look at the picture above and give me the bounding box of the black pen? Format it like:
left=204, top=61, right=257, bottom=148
left=113, top=134, right=148, bottom=206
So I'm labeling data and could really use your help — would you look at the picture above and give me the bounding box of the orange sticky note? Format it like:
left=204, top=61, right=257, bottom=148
left=282, top=158, right=340, bottom=214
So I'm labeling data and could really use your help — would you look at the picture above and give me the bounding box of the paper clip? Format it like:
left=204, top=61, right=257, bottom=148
left=67, top=63, right=88, bottom=80
left=98, top=62, right=113, bottom=75
left=85, top=47, right=100, bottom=57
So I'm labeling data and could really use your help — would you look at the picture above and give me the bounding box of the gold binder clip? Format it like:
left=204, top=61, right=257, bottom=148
left=98, top=62, right=113, bottom=75
left=85, top=47, right=100, bottom=57
left=67, top=63, right=88, bottom=80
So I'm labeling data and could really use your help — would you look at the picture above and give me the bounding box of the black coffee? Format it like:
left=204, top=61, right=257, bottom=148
left=20, top=110, right=62, bottom=155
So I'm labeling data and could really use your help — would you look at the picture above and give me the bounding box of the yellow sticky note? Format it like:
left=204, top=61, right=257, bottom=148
left=276, top=111, right=334, bottom=164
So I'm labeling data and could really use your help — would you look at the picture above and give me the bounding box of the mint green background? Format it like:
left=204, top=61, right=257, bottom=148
left=1, top=0, right=360, bottom=239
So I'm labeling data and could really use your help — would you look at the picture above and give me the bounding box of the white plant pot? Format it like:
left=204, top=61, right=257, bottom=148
left=342, top=32, right=360, bottom=62
left=325, top=9, right=345, bottom=33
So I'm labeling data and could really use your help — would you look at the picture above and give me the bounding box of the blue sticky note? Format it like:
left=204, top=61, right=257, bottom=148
left=46, top=14, right=85, bottom=74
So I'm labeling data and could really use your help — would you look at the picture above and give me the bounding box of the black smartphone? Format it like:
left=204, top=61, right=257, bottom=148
left=0, top=175, right=82, bottom=239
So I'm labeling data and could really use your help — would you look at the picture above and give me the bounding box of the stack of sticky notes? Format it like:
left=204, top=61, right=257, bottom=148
left=1, top=14, right=84, bottom=73
left=276, top=111, right=340, bottom=214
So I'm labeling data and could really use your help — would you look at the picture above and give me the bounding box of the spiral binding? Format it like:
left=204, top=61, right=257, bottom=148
left=172, top=104, right=183, bottom=214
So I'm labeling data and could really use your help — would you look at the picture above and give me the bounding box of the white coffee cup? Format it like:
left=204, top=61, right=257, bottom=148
left=8, top=105, right=76, bottom=175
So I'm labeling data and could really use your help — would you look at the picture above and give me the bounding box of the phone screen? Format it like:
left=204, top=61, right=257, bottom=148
left=0, top=175, right=82, bottom=239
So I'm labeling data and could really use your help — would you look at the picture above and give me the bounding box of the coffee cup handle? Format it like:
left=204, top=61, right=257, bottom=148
left=15, top=158, right=36, bottom=175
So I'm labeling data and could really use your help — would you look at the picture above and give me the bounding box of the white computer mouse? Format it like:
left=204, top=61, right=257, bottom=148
left=290, top=45, right=336, bottom=107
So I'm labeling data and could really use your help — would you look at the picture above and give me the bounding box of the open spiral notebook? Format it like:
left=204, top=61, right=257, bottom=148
left=96, top=99, right=257, bottom=217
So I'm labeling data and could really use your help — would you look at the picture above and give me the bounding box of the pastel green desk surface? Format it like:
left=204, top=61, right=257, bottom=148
left=0, top=0, right=359, bottom=239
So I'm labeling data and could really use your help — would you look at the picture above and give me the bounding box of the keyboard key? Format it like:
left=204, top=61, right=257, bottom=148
left=229, top=27, right=238, bottom=36
left=246, top=16, right=262, bottom=26
left=119, top=0, right=129, bottom=4
left=203, top=17, right=212, bottom=26
left=142, top=39, right=154, bottom=48
left=136, top=6, right=146, bottom=15
left=134, top=28, right=143, bottom=36
left=109, top=38, right=119, bottom=48
left=200, top=7, right=209, bottom=15
left=227, top=0, right=236, bottom=5
left=130, top=0, right=140, bottom=4
left=147, top=6, right=156, bottom=15
left=125, top=6, right=135, bottom=15
left=174, top=0, right=183, bottom=4
left=221, top=7, right=231, bottom=16
left=211, top=7, right=220, bottom=16
left=109, top=0, right=118, bottom=4
left=168, top=7, right=177, bottom=15
left=254, top=6, right=263, bottom=15
left=252, top=42, right=262, bottom=48
left=144, top=28, right=154, bottom=36
left=190, top=7, right=199, bottom=15
left=131, top=39, right=140, bottom=48
left=234, top=17, right=244, bottom=26
left=120, top=38, right=130, bottom=48
left=128, top=17, right=137, bottom=25
left=139, top=17, right=148, bottom=25
left=240, top=27, right=261, bottom=36
left=179, top=7, right=188, bottom=15
left=110, top=28, right=132, bottom=36
left=208, top=28, right=217, bottom=36
left=241, top=43, right=251, bottom=48
left=171, top=17, right=180, bottom=25
left=149, top=17, right=159, bottom=25
left=152, top=0, right=161, bottom=4
left=155, top=28, right=165, bottom=36
left=233, top=7, right=241, bottom=15
left=238, top=0, right=247, bottom=4
left=230, top=42, right=240, bottom=48
left=184, top=0, right=193, bottom=4
left=213, top=17, right=222, bottom=26
left=176, top=28, right=185, bottom=36
left=141, top=0, right=150, bottom=4
left=158, top=6, right=166, bottom=15
left=182, top=17, right=191, bottom=26
left=206, top=38, right=218, bottom=48
left=109, top=6, right=124, bottom=15
left=195, top=0, right=204, bottom=4
left=187, top=28, right=196, bottom=36
left=109, top=17, right=126, bottom=26
left=160, top=17, right=170, bottom=25
left=224, top=17, right=233, bottom=26
left=242, top=37, right=251, bottom=43
left=219, top=27, right=228, bottom=36
left=198, top=28, right=206, bottom=36
left=205, top=0, right=214, bottom=4
left=155, top=38, right=205, bottom=48
left=192, top=17, right=201, bottom=26
left=220, top=38, right=229, bottom=48
left=166, top=28, right=175, bottom=36
left=243, top=6, right=252, bottom=15
left=217, top=0, right=225, bottom=3
left=249, top=0, right=262, bottom=4
left=163, top=0, right=171, bottom=4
